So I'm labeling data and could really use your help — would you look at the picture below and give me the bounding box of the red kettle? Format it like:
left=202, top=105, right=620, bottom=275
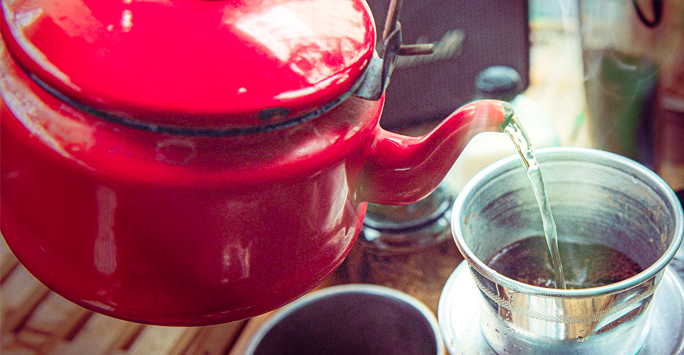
left=0, top=0, right=511, bottom=325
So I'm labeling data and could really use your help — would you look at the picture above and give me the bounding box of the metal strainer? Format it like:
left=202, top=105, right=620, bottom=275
left=448, top=147, right=683, bottom=354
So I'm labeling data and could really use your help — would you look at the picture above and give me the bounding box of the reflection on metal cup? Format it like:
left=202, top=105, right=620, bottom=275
left=245, top=284, right=444, bottom=355
left=447, top=147, right=683, bottom=354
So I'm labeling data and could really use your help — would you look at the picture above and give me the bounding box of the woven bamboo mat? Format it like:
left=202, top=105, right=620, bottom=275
left=0, top=238, right=250, bottom=355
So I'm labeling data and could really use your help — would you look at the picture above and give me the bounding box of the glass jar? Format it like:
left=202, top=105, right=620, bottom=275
left=339, top=184, right=462, bottom=313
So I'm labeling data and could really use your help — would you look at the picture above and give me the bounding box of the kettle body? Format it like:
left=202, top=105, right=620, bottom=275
left=2, top=53, right=385, bottom=323
left=1, top=0, right=510, bottom=325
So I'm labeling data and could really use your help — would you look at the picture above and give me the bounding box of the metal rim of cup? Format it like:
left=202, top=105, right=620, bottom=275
left=244, top=284, right=445, bottom=355
left=451, top=146, right=684, bottom=298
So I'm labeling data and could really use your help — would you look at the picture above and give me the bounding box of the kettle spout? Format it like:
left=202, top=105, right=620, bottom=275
left=357, top=99, right=513, bottom=205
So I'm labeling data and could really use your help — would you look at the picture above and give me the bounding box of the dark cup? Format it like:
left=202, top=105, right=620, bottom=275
left=245, top=284, right=444, bottom=355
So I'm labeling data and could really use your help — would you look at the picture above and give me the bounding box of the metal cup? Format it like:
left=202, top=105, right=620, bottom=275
left=245, top=284, right=445, bottom=355
left=449, top=147, right=683, bottom=354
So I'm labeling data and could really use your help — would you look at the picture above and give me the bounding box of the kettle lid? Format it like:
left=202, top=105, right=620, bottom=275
left=1, top=0, right=376, bottom=133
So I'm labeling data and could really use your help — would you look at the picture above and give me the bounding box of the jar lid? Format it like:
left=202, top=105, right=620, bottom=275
left=360, top=184, right=453, bottom=254
left=475, top=66, right=522, bottom=102
left=1, top=0, right=376, bottom=132
left=363, top=185, right=452, bottom=232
